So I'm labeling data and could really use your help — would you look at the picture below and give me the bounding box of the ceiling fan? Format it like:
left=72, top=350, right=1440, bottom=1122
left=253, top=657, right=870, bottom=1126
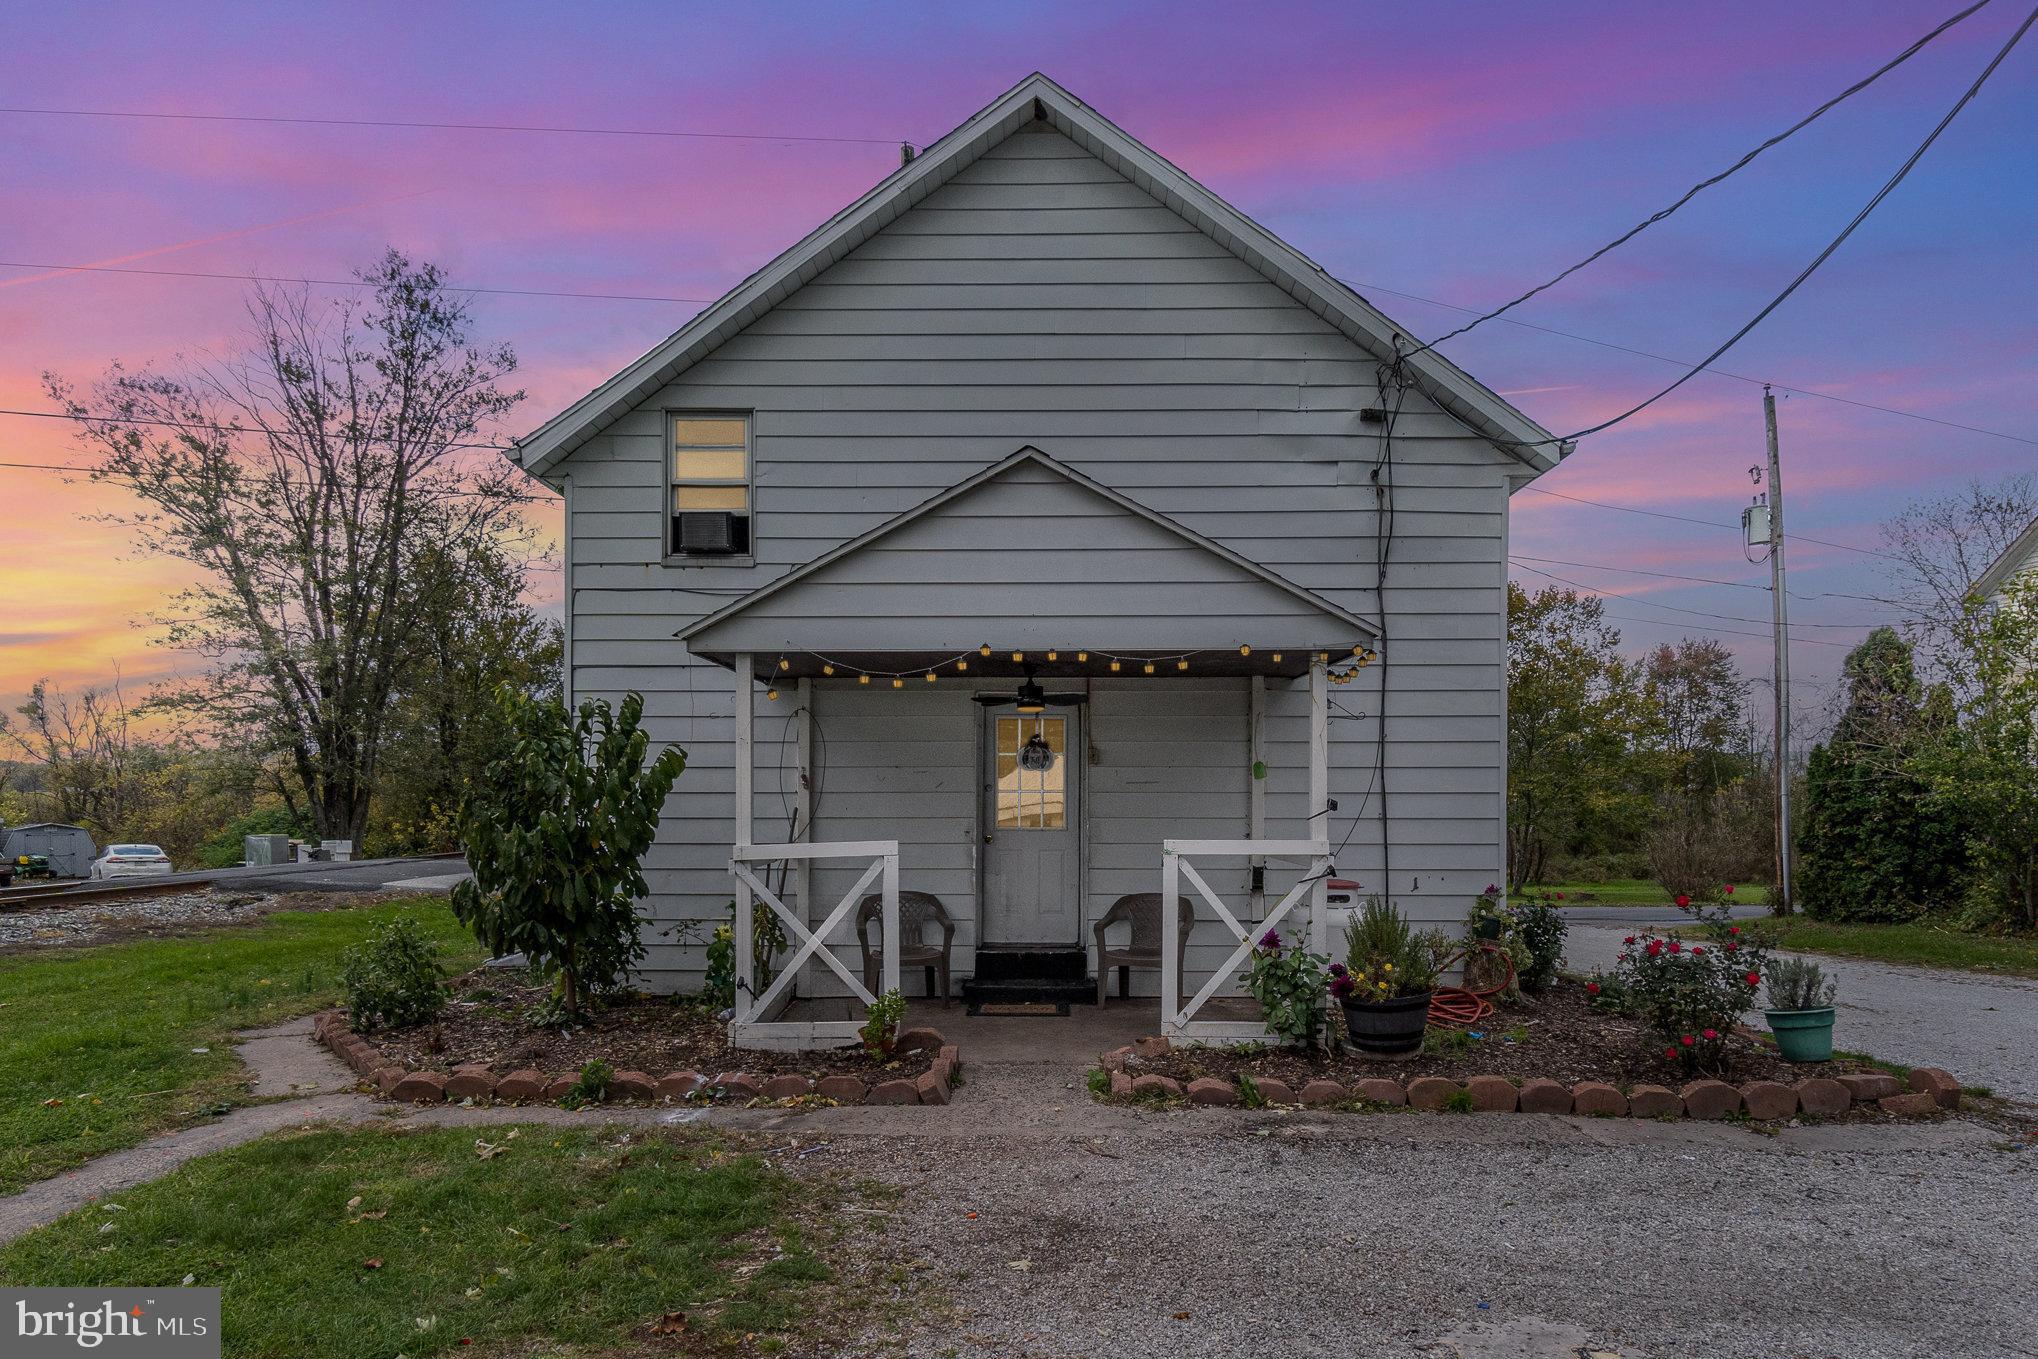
left=969, top=664, right=1088, bottom=713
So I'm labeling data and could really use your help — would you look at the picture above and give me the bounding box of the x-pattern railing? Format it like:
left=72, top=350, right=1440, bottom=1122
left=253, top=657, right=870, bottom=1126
left=1161, top=837, right=1329, bottom=1041
left=730, top=839, right=898, bottom=1049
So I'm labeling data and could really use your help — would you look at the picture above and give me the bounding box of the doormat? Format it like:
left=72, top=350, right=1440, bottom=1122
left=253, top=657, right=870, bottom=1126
left=971, top=1000, right=1068, bottom=1017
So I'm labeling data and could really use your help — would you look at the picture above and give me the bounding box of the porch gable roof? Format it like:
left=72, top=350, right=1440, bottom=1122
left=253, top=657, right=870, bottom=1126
left=680, top=448, right=1376, bottom=672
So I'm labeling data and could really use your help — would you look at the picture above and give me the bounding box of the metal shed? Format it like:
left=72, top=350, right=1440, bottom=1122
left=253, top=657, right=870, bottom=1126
left=2, top=822, right=99, bottom=879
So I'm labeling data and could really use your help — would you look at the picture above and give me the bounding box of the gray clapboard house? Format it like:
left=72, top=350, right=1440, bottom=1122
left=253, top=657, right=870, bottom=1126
left=513, top=73, right=1566, bottom=1047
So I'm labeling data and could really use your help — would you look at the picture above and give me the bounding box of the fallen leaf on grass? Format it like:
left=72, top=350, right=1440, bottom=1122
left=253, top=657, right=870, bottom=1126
left=474, top=1139, right=504, bottom=1160
left=361, top=1209, right=387, bottom=1220
left=1007, top=1259, right=1031, bottom=1273
left=1173, top=1312, right=1191, bottom=1320
left=649, top=1311, right=689, bottom=1335
left=362, top=1258, right=383, bottom=1270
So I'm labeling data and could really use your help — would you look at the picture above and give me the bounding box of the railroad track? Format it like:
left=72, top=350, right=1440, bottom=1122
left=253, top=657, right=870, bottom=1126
left=0, top=876, right=221, bottom=913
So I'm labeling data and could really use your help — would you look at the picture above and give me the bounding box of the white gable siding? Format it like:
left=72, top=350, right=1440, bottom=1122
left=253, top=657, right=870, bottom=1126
left=563, top=122, right=1513, bottom=990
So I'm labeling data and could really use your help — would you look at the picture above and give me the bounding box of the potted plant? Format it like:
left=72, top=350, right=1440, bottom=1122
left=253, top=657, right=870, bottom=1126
left=1763, top=957, right=1838, bottom=1062
left=1329, top=897, right=1438, bottom=1056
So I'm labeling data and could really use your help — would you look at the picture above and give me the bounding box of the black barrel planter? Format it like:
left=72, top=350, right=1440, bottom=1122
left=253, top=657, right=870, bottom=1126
left=1340, top=991, right=1433, bottom=1056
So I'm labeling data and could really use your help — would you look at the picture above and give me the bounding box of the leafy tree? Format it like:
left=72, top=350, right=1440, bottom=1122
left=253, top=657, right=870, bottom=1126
left=452, top=690, right=685, bottom=1015
left=47, top=251, right=534, bottom=843
left=1909, top=579, right=2038, bottom=930
left=1880, top=474, right=2038, bottom=686
left=1796, top=628, right=1963, bottom=921
left=1640, top=638, right=1756, bottom=800
left=1506, top=583, right=1651, bottom=890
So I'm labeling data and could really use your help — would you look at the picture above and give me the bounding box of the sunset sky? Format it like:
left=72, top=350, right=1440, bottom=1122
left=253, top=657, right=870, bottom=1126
left=2, top=1, right=2032, bottom=736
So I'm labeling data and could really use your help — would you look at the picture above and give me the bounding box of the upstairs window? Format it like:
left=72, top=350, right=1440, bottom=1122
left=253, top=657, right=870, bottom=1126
left=670, top=414, right=751, bottom=557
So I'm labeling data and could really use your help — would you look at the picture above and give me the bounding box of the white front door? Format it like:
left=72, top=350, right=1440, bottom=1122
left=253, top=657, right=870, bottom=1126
left=981, top=709, right=1081, bottom=946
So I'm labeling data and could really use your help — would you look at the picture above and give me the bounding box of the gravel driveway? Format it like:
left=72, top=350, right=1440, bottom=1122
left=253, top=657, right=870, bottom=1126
left=1565, top=924, right=2038, bottom=1103
left=802, top=1064, right=2036, bottom=1359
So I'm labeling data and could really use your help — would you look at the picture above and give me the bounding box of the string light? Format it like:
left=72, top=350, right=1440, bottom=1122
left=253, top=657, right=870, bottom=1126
left=1011, top=650, right=1024, bottom=662
left=892, top=677, right=904, bottom=689
left=1110, top=660, right=1122, bottom=672
left=1177, top=659, right=1189, bottom=671
left=822, top=663, right=835, bottom=676
left=766, top=687, right=779, bottom=700
left=733, top=644, right=1378, bottom=690
left=957, top=658, right=968, bottom=671
left=1077, top=651, right=1089, bottom=662
left=979, top=643, right=992, bottom=657
left=1142, top=661, right=1156, bottom=675
left=1239, top=644, right=1251, bottom=656
left=1046, top=650, right=1058, bottom=661
left=778, top=657, right=790, bottom=671
left=925, top=671, right=937, bottom=683
left=859, top=674, right=870, bottom=685
left=1272, top=652, right=1283, bottom=663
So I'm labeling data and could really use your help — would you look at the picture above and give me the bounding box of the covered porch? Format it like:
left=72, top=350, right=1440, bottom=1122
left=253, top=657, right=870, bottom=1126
left=678, top=449, right=1376, bottom=1049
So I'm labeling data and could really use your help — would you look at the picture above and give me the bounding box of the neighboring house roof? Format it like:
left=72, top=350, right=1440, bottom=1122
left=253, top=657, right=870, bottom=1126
left=514, top=72, right=1566, bottom=480
left=1972, top=513, right=2038, bottom=603
left=680, top=447, right=1377, bottom=674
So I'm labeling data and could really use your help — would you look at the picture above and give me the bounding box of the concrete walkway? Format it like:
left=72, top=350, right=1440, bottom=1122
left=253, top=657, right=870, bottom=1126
left=1565, top=924, right=2038, bottom=1102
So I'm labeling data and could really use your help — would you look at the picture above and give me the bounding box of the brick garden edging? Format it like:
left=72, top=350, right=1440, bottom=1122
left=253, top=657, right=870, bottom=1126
left=313, top=1011, right=962, bottom=1108
left=1097, top=1037, right=1963, bottom=1122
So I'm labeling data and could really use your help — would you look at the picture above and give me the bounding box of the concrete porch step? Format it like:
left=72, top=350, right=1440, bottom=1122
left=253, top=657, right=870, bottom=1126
left=959, top=973, right=1096, bottom=1016
left=971, top=947, right=1088, bottom=982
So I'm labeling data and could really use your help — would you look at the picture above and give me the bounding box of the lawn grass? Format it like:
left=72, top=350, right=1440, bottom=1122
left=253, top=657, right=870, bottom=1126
left=0, top=1123, right=858, bottom=1357
left=1759, top=918, right=2038, bottom=979
left=0, top=897, right=482, bottom=1195
left=1533, top=879, right=1771, bottom=907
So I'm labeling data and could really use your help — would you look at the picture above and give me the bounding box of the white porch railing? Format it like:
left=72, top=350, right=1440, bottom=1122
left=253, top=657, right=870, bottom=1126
left=1160, top=837, right=1330, bottom=1042
left=730, top=839, right=898, bottom=1050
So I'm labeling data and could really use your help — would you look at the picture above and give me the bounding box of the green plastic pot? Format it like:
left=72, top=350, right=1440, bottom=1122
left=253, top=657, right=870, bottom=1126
left=1766, top=1006, right=1836, bottom=1063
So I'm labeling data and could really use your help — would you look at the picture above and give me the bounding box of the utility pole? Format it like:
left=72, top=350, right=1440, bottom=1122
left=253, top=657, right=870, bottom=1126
left=1764, top=386, right=1794, bottom=915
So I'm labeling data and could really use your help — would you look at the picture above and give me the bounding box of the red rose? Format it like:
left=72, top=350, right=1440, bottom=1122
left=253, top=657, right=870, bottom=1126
left=1725, top=941, right=1739, bottom=953
left=1728, top=926, right=1740, bottom=936
left=1745, top=971, right=1761, bottom=986
left=1725, top=884, right=1735, bottom=894
left=1555, top=892, right=1566, bottom=900
left=1680, top=1035, right=1695, bottom=1047
left=1646, top=940, right=1664, bottom=957
left=1674, top=894, right=1691, bottom=908
left=1663, top=1047, right=1676, bottom=1060
left=1623, top=935, right=1636, bottom=945
left=1702, top=1028, right=1718, bottom=1040
left=1586, top=982, right=1601, bottom=995
left=1669, top=941, right=1682, bottom=954
left=1691, top=946, right=1705, bottom=956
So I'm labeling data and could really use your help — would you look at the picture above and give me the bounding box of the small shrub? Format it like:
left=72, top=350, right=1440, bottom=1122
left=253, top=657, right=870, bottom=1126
left=1239, top=927, right=1332, bottom=1049
left=1237, top=1072, right=1266, bottom=1109
left=339, top=917, right=446, bottom=1032
left=859, top=988, right=906, bottom=1060
left=1086, top=1067, right=1110, bottom=1095
left=564, top=1058, right=614, bottom=1106
left=1443, top=1088, right=1475, bottom=1114
left=1510, top=892, right=1567, bottom=994
left=1764, top=956, right=1838, bottom=1011
left=1422, top=1026, right=1472, bottom=1059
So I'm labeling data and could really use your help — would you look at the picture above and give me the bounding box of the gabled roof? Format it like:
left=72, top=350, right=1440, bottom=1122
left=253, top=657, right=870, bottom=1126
left=1973, top=513, right=2038, bottom=602
left=514, top=72, right=1565, bottom=479
left=679, top=447, right=1376, bottom=669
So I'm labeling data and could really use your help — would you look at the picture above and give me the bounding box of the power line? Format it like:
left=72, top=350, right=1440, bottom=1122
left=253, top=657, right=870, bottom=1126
left=1406, top=0, right=1995, bottom=356
left=1510, top=561, right=1888, bottom=629
left=1516, top=3, right=2038, bottom=449
left=0, top=259, right=718, bottom=305
left=1516, top=485, right=1908, bottom=563
left=1509, top=552, right=1901, bottom=607
left=0, top=454, right=556, bottom=504
left=0, top=104, right=911, bottom=148
left=1590, top=606, right=1861, bottom=649
left=0, top=405, right=515, bottom=453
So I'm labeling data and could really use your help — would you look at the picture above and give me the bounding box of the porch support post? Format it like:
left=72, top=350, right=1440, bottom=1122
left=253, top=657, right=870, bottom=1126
left=733, top=655, right=755, bottom=1021
left=1308, top=656, right=1329, bottom=954
left=795, top=677, right=812, bottom=920
left=1248, top=675, right=1266, bottom=918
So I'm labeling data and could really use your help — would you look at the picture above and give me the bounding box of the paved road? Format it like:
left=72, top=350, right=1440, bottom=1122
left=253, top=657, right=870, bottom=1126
left=163, top=854, right=467, bottom=895
left=1565, top=922, right=2038, bottom=1103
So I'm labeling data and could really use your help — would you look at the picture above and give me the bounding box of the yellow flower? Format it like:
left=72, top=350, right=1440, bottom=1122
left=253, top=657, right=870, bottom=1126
left=1384, top=963, right=1395, bottom=972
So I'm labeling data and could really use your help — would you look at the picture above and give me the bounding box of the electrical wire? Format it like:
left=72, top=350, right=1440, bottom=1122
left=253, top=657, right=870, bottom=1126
left=1403, top=0, right=1996, bottom=356
left=0, top=103, right=912, bottom=147
left=1509, top=561, right=1890, bottom=628
left=1517, top=485, right=1909, bottom=564
left=0, top=404, right=516, bottom=452
left=1513, top=3, right=2038, bottom=450
left=1509, top=553, right=1902, bottom=606
left=0, top=259, right=719, bottom=305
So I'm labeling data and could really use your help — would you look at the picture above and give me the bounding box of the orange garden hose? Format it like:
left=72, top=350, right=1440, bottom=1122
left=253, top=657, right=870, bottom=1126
left=1428, top=940, right=1516, bottom=1027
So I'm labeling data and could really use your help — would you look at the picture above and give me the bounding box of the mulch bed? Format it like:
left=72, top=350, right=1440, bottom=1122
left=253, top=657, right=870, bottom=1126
left=365, top=965, right=914, bottom=1082
left=1139, top=979, right=1884, bottom=1090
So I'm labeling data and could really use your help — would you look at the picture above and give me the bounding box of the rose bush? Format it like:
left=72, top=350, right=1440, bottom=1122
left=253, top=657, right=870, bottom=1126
left=1589, top=891, right=1769, bottom=1074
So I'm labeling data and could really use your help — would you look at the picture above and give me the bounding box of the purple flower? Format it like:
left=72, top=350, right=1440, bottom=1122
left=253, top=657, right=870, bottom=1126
left=1329, top=974, right=1356, bottom=999
left=1328, top=962, right=1348, bottom=978
left=1258, top=929, right=1282, bottom=951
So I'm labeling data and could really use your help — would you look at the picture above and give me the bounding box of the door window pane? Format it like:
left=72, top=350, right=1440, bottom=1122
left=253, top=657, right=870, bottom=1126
left=995, top=715, right=1066, bottom=830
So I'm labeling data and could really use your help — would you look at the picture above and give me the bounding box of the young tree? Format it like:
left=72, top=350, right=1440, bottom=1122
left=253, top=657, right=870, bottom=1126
left=452, top=690, right=685, bottom=1015
left=46, top=251, right=533, bottom=843
left=1796, top=628, right=1963, bottom=920
left=1641, top=638, right=1755, bottom=800
left=1506, top=583, right=1650, bottom=890
left=1910, top=579, right=2038, bottom=930
left=1881, top=474, right=2038, bottom=686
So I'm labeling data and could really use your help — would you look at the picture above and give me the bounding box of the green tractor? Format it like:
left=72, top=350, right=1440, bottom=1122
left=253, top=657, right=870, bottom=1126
left=1, top=853, right=55, bottom=889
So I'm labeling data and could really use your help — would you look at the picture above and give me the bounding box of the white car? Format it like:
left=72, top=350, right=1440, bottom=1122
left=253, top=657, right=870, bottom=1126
left=89, top=844, right=174, bottom=879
